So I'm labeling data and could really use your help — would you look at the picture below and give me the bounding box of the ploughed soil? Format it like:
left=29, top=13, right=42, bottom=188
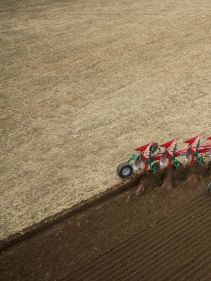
left=1, top=164, right=211, bottom=281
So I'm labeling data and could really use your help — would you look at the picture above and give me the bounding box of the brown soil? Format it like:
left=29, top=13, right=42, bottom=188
left=0, top=166, right=211, bottom=280
left=1, top=0, right=211, bottom=240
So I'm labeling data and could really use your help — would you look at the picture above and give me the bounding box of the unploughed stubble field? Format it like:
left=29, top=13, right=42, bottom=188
left=0, top=0, right=211, bottom=239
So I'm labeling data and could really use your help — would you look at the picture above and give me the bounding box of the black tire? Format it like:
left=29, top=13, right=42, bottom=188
left=116, top=162, right=133, bottom=179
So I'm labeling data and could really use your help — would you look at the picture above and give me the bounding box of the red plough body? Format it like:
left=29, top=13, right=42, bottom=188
left=116, top=135, right=211, bottom=179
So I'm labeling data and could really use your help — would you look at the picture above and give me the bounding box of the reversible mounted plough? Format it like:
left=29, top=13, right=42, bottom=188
left=116, top=135, right=211, bottom=179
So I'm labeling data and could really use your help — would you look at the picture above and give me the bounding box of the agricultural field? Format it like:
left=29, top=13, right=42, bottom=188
left=1, top=169, right=211, bottom=280
left=1, top=0, right=211, bottom=241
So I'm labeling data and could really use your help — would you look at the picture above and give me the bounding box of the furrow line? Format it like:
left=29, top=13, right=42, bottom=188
left=71, top=194, right=208, bottom=278
left=70, top=202, right=210, bottom=276
left=188, top=264, right=211, bottom=281
left=142, top=228, right=211, bottom=280
left=169, top=244, right=211, bottom=281
left=110, top=220, right=211, bottom=281
left=142, top=219, right=211, bottom=279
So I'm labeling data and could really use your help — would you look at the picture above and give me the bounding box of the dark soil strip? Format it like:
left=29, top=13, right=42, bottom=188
left=66, top=193, right=211, bottom=281
left=0, top=174, right=142, bottom=251
left=75, top=195, right=210, bottom=279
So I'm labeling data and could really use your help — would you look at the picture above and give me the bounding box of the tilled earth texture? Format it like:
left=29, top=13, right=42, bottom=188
left=1, top=0, right=211, bottom=239
left=0, top=167, right=211, bottom=280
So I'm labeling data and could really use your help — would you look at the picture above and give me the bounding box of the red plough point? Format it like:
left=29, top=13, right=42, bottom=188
left=116, top=135, right=211, bottom=179
left=184, top=135, right=201, bottom=165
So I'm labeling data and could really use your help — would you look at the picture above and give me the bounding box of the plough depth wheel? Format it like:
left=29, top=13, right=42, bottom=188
left=116, top=162, right=133, bottom=179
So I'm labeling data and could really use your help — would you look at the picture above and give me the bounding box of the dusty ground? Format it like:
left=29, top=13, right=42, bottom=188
left=0, top=0, right=211, bottom=239
left=1, top=170, right=211, bottom=281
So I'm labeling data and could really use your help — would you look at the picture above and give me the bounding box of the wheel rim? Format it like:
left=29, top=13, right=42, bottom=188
left=122, top=167, right=131, bottom=176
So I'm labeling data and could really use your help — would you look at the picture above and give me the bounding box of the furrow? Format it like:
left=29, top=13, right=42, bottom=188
left=188, top=264, right=211, bottom=281
left=169, top=244, right=211, bottom=281
left=143, top=218, right=211, bottom=279
left=71, top=202, right=210, bottom=277
left=113, top=220, right=211, bottom=281
left=73, top=195, right=210, bottom=280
